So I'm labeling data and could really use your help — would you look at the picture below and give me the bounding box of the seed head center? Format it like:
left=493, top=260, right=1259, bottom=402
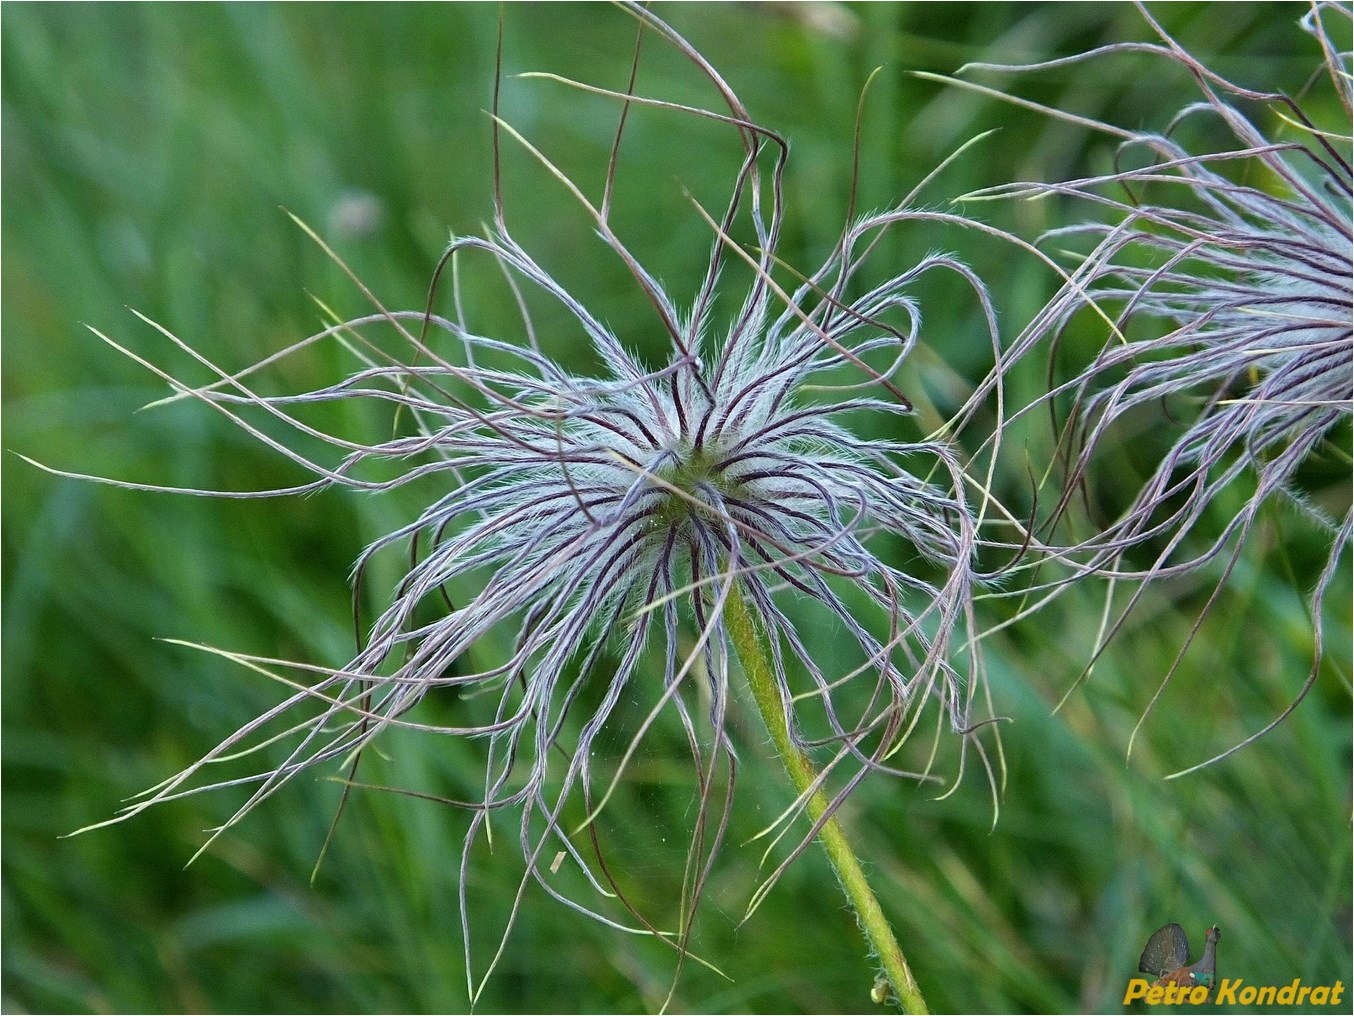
left=653, top=443, right=734, bottom=528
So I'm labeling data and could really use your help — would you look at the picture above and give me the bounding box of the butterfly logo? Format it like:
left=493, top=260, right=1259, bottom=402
left=1138, top=923, right=1221, bottom=998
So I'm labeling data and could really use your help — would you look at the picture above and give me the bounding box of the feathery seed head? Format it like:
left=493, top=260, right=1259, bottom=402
left=60, top=3, right=995, bottom=995
left=962, top=0, right=1352, bottom=770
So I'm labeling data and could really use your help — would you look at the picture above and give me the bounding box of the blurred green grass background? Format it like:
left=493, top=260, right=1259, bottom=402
left=4, top=3, right=1350, bottom=1013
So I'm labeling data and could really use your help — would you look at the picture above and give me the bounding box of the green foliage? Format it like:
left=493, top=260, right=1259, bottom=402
left=4, top=3, right=1348, bottom=1013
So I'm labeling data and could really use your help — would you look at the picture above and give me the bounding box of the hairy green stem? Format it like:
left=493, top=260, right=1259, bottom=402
left=724, top=586, right=928, bottom=1014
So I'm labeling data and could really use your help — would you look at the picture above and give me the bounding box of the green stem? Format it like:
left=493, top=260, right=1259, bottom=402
left=724, top=585, right=929, bottom=1014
